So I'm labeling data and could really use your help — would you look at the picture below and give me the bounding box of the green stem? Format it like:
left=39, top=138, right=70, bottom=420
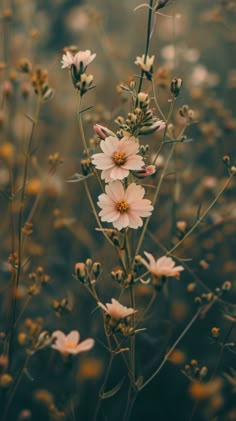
left=167, top=173, right=235, bottom=256
left=139, top=308, right=202, bottom=391
left=136, top=0, right=154, bottom=99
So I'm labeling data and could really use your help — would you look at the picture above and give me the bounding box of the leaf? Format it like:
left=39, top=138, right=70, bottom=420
left=78, top=105, right=93, bottom=115
left=101, top=377, right=125, bottom=399
left=24, top=113, right=36, bottom=123
left=24, top=368, right=34, bottom=382
left=66, top=173, right=93, bottom=183
left=136, top=376, right=143, bottom=389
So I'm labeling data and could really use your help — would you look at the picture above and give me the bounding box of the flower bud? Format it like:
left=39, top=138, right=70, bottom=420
left=133, top=165, right=156, bottom=179
left=75, top=262, right=87, bottom=283
left=170, top=78, right=183, bottom=97
left=94, top=124, right=116, bottom=140
left=155, top=0, right=169, bottom=11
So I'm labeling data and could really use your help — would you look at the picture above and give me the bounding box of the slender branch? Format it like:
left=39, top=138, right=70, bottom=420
left=139, top=308, right=202, bottom=391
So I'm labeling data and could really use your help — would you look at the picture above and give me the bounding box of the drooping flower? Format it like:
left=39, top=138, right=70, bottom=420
left=97, top=181, right=153, bottom=230
left=92, top=137, right=145, bottom=182
left=51, top=330, right=94, bottom=355
left=98, top=298, right=137, bottom=321
left=140, top=252, right=184, bottom=279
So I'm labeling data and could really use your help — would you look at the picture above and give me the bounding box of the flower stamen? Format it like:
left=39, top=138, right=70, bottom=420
left=112, top=151, right=126, bottom=166
left=116, top=200, right=129, bottom=213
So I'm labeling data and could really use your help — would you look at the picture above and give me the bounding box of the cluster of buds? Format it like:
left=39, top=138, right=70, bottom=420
left=31, top=67, right=54, bottom=102
left=195, top=281, right=231, bottom=306
left=21, top=221, right=33, bottom=237
left=111, top=269, right=134, bottom=287
left=18, top=317, right=51, bottom=354
left=61, top=48, right=96, bottom=96
left=183, top=359, right=208, bottom=382
left=27, top=266, right=51, bottom=296
left=179, top=104, right=195, bottom=125
left=115, top=92, right=165, bottom=137
left=74, top=258, right=102, bottom=285
left=52, top=296, right=73, bottom=318
left=48, top=152, right=64, bottom=175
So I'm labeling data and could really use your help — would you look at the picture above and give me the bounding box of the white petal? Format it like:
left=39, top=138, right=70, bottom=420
left=76, top=338, right=95, bottom=353
left=66, top=330, right=80, bottom=345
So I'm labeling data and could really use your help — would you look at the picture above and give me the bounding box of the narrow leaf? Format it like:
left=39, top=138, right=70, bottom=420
left=101, top=377, right=125, bottom=399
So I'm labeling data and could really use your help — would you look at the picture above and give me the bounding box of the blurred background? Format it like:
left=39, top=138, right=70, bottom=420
left=0, top=0, right=236, bottom=420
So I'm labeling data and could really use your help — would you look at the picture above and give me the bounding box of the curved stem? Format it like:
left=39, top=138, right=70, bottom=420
left=139, top=308, right=202, bottom=391
left=167, top=173, right=235, bottom=256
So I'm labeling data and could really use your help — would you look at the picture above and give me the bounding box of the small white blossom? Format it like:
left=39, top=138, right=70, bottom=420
left=98, top=298, right=137, bottom=321
left=140, top=252, right=184, bottom=279
left=51, top=330, right=94, bottom=355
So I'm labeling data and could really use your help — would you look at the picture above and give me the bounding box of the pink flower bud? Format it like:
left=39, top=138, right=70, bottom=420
left=133, top=165, right=156, bottom=179
left=93, top=124, right=116, bottom=140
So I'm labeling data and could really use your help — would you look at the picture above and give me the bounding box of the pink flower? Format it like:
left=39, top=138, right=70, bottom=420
left=98, top=298, right=137, bottom=321
left=97, top=181, right=153, bottom=230
left=140, top=252, right=184, bottom=279
left=91, top=137, right=145, bottom=182
left=61, top=50, right=96, bottom=71
left=51, top=330, right=94, bottom=355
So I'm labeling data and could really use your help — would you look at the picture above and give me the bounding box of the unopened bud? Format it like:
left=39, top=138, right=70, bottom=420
left=93, top=124, right=116, bottom=140
left=75, top=262, right=87, bottom=283
left=92, top=262, right=101, bottom=278
left=170, top=78, right=183, bottom=97
left=155, top=0, right=169, bottom=11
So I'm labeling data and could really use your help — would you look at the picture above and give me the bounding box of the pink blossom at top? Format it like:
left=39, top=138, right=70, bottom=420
left=98, top=298, right=137, bottom=321
left=51, top=330, right=94, bottom=355
left=97, top=181, right=153, bottom=230
left=61, top=50, right=96, bottom=71
left=92, top=136, right=145, bottom=182
left=140, top=252, right=184, bottom=279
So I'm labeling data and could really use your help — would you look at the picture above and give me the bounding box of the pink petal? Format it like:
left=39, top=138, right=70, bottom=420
left=106, top=181, right=124, bottom=202
left=125, top=183, right=144, bottom=202
left=113, top=213, right=129, bottom=230
left=66, top=330, right=80, bottom=344
left=76, top=338, right=95, bottom=353
left=110, top=166, right=129, bottom=180
left=100, top=137, right=119, bottom=155
left=144, top=251, right=156, bottom=268
left=122, top=155, right=144, bottom=170
left=127, top=211, right=143, bottom=228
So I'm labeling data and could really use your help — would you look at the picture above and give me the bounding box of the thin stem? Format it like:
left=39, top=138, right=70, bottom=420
left=6, top=95, right=42, bottom=365
left=136, top=0, right=154, bottom=98
left=83, top=179, right=113, bottom=246
left=1, top=353, right=31, bottom=421
left=134, top=141, right=176, bottom=261
left=167, top=173, right=235, bottom=256
left=139, top=308, right=202, bottom=391
left=93, top=354, right=114, bottom=421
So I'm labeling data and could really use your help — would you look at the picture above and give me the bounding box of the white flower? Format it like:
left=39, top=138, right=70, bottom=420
left=92, top=136, right=145, bottom=182
left=135, top=54, right=155, bottom=73
left=61, top=49, right=96, bottom=71
left=140, top=252, right=184, bottom=279
left=98, top=298, right=137, bottom=321
left=97, top=181, right=153, bottom=230
left=61, top=51, right=75, bottom=69
left=51, top=330, right=94, bottom=355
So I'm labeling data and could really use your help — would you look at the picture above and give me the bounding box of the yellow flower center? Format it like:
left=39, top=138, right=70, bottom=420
left=66, top=342, right=77, bottom=350
left=112, top=151, right=126, bottom=166
left=116, top=200, right=129, bottom=213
